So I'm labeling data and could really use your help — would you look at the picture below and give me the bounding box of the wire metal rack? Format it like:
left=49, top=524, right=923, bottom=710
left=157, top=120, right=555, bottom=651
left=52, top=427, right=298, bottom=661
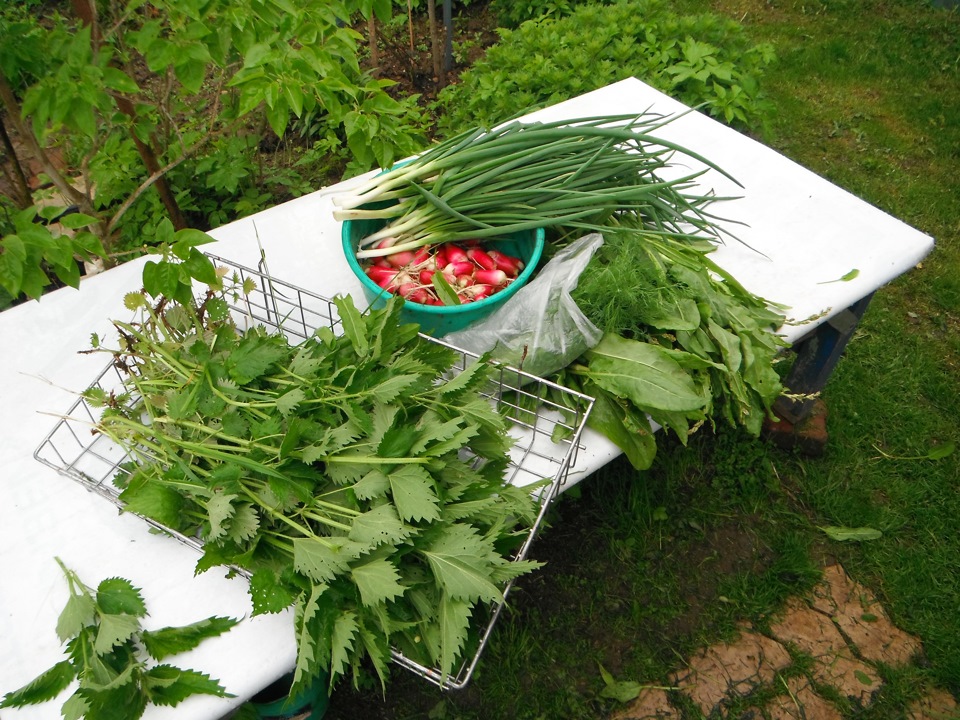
left=33, top=253, right=594, bottom=691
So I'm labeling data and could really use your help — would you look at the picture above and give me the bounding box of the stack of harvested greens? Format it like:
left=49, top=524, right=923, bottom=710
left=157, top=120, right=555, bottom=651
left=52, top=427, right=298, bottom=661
left=334, top=112, right=787, bottom=467
left=87, top=256, right=545, bottom=694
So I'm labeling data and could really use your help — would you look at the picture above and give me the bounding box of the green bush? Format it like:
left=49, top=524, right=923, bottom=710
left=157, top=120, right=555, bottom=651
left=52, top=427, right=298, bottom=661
left=490, top=0, right=609, bottom=28
left=436, top=0, right=776, bottom=133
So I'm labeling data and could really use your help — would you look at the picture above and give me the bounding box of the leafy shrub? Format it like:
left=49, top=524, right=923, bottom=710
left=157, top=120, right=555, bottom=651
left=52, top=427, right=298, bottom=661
left=0, top=1, right=428, bottom=303
left=436, top=0, right=776, bottom=133
left=490, top=0, right=607, bottom=28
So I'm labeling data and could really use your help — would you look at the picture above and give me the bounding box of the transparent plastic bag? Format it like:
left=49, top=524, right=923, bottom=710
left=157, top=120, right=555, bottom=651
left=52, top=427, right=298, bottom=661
left=442, top=233, right=604, bottom=377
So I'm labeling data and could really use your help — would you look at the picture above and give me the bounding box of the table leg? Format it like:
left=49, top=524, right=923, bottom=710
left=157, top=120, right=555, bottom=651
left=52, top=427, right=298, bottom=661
left=764, top=293, right=875, bottom=454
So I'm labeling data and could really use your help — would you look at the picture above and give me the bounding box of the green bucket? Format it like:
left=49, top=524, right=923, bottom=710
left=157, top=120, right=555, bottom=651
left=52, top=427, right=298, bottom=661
left=249, top=670, right=328, bottom=720
left=341, top=214, right=544, bottom=337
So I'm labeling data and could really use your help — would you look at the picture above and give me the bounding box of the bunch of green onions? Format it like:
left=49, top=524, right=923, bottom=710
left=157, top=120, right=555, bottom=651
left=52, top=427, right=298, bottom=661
left=332, top=113, right=741, bottom=259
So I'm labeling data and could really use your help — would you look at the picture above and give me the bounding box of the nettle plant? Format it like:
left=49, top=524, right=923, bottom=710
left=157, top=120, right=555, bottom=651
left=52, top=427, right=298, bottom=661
left=436, top=0, right=775, bottom=134
left=0, top=559, right=238, bottom=720
left=0, top=0, right=426, bottom=305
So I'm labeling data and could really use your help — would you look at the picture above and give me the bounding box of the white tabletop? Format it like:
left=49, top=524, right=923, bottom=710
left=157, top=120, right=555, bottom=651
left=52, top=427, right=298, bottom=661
left=0, top=77, right=933, bottom=717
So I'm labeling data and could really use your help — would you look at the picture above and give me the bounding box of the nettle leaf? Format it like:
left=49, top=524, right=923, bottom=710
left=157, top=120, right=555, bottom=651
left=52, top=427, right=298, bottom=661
left=349, top=504, right=415, bottom=548
left=434, top=358, right=489, bottom=398
left=205, top=492, right=238, bottom=542
left=60, top=692, right=89, bottom=720
left=293, top=537, right=365, bottom=583
left=351, top=557, right=406, bottom=607
left=421, top=525, right=503, bottom=604
left=248, top=568, right=297, bottom=615
left=292, top=583, right=327, bottom=691
left=409, top=415, right=464, bottom=456
left=225, top=503, right=260, bottom=543
left=388, top=465, right=441, bottom=522
left=0, top=659, right=77, bottom=709
left=438, top=595, right=473, bottom=678
left=56, top=589, right=96, bottom=642
left=96, top=578, right=147, bottom=618
left=329, top=611, right=359, bottom=681
left=93, top=613, right=141, bottom=655
left=333, top=295, right=370, bottom=358
left=226, top=333, right=287, bottom=384
left=276, top=387, right=306, bottom=417
left=118, top=474, right=185, bottom=529
left=378, top=426, right=418, bottom=458
left=140, top=617, right=239, bottom=662
left=144, top=666, right=231, bottom=706
left=370, top=373, right=420, bottom=403
left=352, top=469, right=390, bottom=501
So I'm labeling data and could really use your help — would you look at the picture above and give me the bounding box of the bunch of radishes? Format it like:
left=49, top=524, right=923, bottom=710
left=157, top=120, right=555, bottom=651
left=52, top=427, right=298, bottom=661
left=362, top=240, right=525, bottom=305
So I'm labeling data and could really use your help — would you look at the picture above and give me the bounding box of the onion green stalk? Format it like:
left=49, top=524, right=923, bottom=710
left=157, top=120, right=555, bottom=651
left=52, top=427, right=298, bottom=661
left=333, top=112, right=742, bottom=259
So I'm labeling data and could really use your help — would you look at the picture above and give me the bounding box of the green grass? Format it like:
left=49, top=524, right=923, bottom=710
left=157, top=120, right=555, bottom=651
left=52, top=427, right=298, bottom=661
left=321, top=0, right=960, bottom=717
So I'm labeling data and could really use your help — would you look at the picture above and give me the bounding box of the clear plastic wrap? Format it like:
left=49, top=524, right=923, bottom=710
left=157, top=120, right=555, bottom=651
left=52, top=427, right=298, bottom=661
left=443, top=233, right=604, bottom=377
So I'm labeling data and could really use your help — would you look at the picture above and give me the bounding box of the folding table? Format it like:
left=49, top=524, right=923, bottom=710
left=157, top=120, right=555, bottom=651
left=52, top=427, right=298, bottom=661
left=0, top=77, right=933, bottom=718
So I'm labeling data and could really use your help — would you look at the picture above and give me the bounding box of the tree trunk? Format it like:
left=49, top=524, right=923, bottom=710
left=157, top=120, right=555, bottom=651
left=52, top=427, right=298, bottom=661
left=71, top=0, right=188, bottom=230
left=0, top=114, right=33, bottom=209
left=428, top=0, right=441, bottom=85
left=0, top=73, right=89, bottom=214
left=407, top=0, right=415, bottom=51
left=368, top=15, right=380, bottom=74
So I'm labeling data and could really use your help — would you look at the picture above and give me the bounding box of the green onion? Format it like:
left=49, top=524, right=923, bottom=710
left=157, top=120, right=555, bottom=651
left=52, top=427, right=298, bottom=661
left=332, top=112, right=741, bottom=259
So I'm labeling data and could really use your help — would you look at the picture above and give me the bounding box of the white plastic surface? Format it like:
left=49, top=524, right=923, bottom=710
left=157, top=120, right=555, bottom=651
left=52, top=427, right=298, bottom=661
left=0, top=77, right=933, bottom=717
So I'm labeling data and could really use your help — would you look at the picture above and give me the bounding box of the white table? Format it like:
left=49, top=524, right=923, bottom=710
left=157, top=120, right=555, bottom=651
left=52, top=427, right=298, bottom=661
left=0, top=78, right=933, bottom=718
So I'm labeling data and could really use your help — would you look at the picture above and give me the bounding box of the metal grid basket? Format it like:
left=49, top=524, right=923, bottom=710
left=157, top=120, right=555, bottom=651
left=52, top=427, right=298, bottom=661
left=34, top=253, right=594, bottom=691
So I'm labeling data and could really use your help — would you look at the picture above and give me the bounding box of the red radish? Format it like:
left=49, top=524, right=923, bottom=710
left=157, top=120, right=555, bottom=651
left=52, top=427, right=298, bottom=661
left=474, top=268, right=508, bottom=287
left=488, top=249, right=524, bottom=277
left=375, top=237, right=397, bottom=250
left=386, top=250, right=417, bottom=268
left=460, top=284, right=494, bottom=301
left=445, top=244, right=469, bottom=264
left=373, top=258, right=392, bottom=268
left=366, top=266, right=400, bottom=288
left=412, top=247, right=431, bottom=266
left=419, top=268, right=435, bottom=285
left=444, top=261, right=474, bottom=277
left=433, top=245, right=448, bottom=269
left=467, top=247, right=497, bottom=270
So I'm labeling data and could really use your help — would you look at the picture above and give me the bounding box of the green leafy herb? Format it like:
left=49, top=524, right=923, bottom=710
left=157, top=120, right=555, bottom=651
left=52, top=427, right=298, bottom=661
left=0, top=559, right=237, bottom=719
left=90, top=271, right=545, bottom=694
left=557, top=222, right=788, bottom=468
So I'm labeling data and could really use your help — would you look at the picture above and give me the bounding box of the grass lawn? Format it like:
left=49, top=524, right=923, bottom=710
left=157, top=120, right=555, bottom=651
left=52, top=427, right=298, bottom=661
left=323, top=0, right=960, bottom=717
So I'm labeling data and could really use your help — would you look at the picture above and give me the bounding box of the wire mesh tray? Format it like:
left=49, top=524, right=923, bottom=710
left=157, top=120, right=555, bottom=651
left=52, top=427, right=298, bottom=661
left=33, top=253, right=594, bottom=691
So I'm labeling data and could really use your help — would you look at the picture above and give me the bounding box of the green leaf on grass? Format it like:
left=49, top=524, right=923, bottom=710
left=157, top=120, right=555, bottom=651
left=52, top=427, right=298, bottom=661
left=598, top=663, right=644, bottom=702
left=819, top=526, right=883, bottom=542
left=927, top=441, right=955, bottom=460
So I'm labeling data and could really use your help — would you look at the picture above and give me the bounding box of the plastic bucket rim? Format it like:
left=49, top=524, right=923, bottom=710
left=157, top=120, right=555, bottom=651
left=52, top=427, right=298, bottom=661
left=341, top=224, right=545, bottom=317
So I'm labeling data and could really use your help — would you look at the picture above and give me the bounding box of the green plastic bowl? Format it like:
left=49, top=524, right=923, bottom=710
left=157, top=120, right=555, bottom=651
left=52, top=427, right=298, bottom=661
left=342, top=214, right=545, bottom=337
